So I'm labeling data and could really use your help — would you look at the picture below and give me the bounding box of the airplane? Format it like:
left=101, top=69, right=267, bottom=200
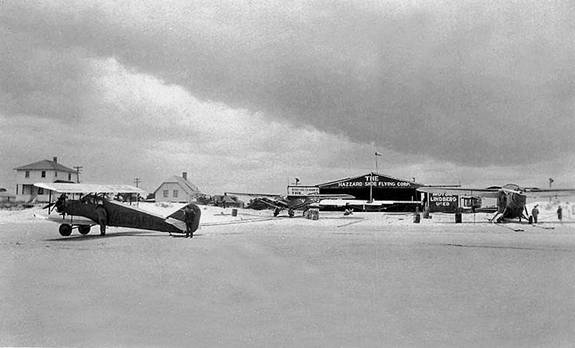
left=225, top=191, right=355, bottom=217
left=417, top=184, right=575, bottom=222
left=35, top=183, right=201, bottom=237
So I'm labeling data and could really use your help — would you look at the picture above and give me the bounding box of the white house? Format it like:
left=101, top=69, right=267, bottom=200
left=154, top=172, right=202, bottom=203
left=13, top=157, right=79, bottom=202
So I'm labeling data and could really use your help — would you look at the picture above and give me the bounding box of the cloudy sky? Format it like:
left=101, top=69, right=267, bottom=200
left=1, top=0, right=574, bottom=194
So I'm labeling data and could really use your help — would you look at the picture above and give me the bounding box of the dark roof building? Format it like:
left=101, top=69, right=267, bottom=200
left=316, top=172, right=423, bottom=211
left=14, top=157, right=76, bottom=173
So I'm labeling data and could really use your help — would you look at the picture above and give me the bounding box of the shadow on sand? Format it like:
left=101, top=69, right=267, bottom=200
left=170, top=234, right=204, bottom=238
left=44, top=230, right=160, bottom=242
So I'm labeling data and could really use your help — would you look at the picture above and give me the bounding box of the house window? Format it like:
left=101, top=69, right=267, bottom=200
left=25, top=171, right=30, bottom=178
left=163, top=190, right=169, bottom=198
left=68, top=173, right=72, bottom=181
left=55, top=171, right=58, bottom=177
left=38, top=188, right=44, bottom=195
left=173, top=190, right=178, bottom=198
left=41, top=171, right=46, bottom=178
left=22, top=184, right=33, bottom=195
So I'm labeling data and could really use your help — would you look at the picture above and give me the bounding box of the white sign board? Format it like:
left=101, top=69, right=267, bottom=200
left=287, top=185, right=320, bottom=197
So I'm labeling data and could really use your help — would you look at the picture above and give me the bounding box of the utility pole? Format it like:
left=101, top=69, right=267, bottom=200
left=73, top=166, right=83, bottom=183
left=134, top=177, right=142, bottom=188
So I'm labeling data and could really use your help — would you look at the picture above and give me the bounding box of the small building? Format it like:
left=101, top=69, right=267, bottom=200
left=13, top=157, right=79, bottom=202
left=154, top=172, right=202, bottom=203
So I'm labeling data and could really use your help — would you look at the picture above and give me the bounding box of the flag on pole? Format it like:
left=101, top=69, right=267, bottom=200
left=374, top=152, right=382, bottom=156
left=295, top=177, right=300, bottom=185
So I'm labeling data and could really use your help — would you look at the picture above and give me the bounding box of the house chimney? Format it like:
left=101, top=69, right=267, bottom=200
left=53, top=157, right=58, bottom=164
left=182, top=172, right=187, bottom=180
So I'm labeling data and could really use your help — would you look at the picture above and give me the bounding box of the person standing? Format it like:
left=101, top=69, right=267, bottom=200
left=531, top=205, right=540, bottom=224
left=557, top=205, right=563, bottom=222
left=96, top=204, right=107, bottom=236
left=184, top=205, right=196, bottom=238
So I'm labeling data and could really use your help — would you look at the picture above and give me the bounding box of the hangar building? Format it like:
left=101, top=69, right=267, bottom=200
left=316, top=172, right=423, bottom=211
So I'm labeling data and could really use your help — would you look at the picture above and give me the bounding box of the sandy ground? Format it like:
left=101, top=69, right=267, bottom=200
left=2, top=205, right=575, bottom=347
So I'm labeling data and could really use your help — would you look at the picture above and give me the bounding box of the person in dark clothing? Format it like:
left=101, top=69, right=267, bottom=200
left=55, top=193, right=67, bottom=211
left=96, top=204, right=107, bottom=235
left=557, top=205, right=563, bottom=222
left=531, top=205, right=539, bottom=224
left=184, top=205, right=196, bottom=238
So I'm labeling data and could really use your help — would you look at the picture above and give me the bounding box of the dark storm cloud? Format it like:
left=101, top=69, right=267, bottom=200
left=2, top=1, right=574, bottom=167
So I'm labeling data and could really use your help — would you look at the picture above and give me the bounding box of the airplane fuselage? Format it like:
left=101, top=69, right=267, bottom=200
left=498, top=184, right=527, bottom=220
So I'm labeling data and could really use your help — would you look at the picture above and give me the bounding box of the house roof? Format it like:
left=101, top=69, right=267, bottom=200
left=154, top=176, right=201, bottom=196
left=14, top=159, right=76, bottom=173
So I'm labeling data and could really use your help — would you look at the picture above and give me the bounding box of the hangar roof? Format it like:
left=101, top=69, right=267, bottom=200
left=316, top=172, right=423, bottom=188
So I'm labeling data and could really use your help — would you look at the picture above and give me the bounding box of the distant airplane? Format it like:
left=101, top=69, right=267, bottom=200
left=35, top=183, right=201, bottom=237
left=418, top=184, right=575, bottom=222
left=225, top=191, right=355, bottom=217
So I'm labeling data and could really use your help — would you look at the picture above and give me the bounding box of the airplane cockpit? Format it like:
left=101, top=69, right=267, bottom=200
left=78, top=194, right=106, bottom=206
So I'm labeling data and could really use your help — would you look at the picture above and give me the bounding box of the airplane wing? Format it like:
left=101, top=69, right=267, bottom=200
left=224, top=192, right=283, bottom=199
left=417, top=186, right=500, bottom=198
left=318, top=199, right=421, bottom=207
left=34, top=183, right=147, bottom=195
left=251, top=197, right=290, bottom=210
left=521, top=188, right=575, bottom=198
left=287, top=198, right=321, bottom=211
left=419, top=186, right=575, bottom=199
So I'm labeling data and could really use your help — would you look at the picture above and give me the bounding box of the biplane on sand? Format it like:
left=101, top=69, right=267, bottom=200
left=34, top=183, right=201, bottom=237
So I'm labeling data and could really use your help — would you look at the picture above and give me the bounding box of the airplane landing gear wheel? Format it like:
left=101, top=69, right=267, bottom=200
left=59, top=224, right=72, bottom=236
left=78, top=225, right=91, bottom=235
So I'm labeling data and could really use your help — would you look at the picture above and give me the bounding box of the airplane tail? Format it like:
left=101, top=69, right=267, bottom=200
left=165, top=203, right=202, bottom=232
